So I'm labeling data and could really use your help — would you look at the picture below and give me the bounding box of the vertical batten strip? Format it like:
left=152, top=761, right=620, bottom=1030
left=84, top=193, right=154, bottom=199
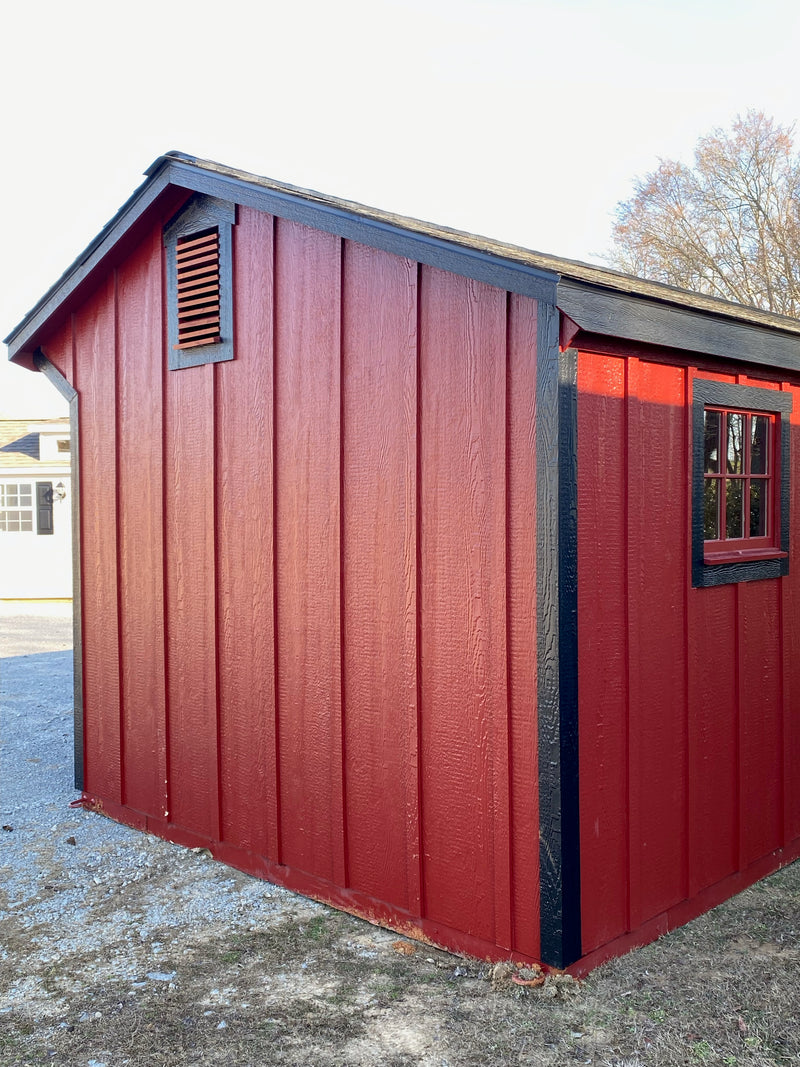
left=493, top=292, right=513, bottom=951
left=271, top=214, right=283, bottom=865
left=621, top=356, right=632, bottom=933
left=113, top=268, right=126, bottom=806
left=339, top=237, right=349, bottom=890
left=160, top=241, right=172, bottom=823
left=411, top=261, right=425, bottom=918
left=536, top=303, right=582, bottom=969
left=414, top=260, right=426, bottom=920
left=213, top=361, right=224, bottom=844
left=332, top=235, right=346, bottom=890
left=682, top=369, right=692, bottom=902
left=625, top=358, right=640, bottom=931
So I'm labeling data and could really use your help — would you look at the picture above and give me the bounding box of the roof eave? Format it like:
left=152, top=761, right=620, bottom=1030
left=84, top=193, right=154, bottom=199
left=4, top=157, right=182, bottom=367
left=8, top=151, right=800, bottom=373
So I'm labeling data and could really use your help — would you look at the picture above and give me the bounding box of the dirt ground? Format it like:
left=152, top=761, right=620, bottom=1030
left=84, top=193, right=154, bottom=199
left=1, top=607, right=798, bottom=1066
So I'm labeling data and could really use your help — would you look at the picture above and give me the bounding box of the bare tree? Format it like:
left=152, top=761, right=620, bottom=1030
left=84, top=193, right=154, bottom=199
left=607, top=111, right=800, bottom=316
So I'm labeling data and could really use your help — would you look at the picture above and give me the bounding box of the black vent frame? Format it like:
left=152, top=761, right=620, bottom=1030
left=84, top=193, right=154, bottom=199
left=164, top=195, right=235, bottom=370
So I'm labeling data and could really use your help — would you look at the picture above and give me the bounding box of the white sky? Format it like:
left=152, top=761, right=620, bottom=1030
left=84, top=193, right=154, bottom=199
left=3, top=0, right=799, bottom=415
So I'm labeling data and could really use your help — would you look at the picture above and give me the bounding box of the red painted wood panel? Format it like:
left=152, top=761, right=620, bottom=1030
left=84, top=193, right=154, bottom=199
left=341, top=242, right=419, bottom=910
left=216, top=207, right=278, bottom=857
left=42, top=319, right=73, bottom=383
left=507, top=293, right=540, bottom=957
left=274, top=219, right=344, bottom=883
left=732, top=375, right=783, bottom=865
left=164, top=362, right=219, bottom=839
left=738, top=576, right=783, bottom=864
left=687, top=369, right=738, bottom=894
left=75, top=277, right=121, bottom=801
left=577, top=350, right=629, bottom=953
left=627, top=358, right=688, bottom=928
left=117, top=231, right=168, bottom=817
left=418, top=266, right=508, bottom=943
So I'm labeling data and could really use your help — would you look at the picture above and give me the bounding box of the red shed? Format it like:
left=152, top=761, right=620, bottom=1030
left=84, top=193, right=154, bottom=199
left=7, top=153, right=800, bottom=973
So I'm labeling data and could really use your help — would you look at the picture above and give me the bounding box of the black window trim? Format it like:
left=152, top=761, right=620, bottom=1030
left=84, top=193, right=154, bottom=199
left=164, top=194, right=235, bottom=370
left=692, top=378, right=792, bottom=587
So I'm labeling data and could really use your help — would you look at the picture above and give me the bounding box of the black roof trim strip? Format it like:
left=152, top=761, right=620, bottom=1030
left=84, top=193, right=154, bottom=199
left=5, top=169, right=174, bottom=354
left=558, top=279, right=800, bottom=374
left=6, top=156, right=558, bottom=359
left=162, top=158, right=559, bottom=303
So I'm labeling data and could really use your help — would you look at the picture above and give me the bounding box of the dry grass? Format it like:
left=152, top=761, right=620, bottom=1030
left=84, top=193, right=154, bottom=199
left=1, top=857, right=797, bottom=1067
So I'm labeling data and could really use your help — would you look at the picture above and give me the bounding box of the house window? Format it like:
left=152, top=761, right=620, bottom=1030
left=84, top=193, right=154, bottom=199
left=693, top=380, right=792, bottom=587
left=164, top=195, right=235, bottom=370
left=0, top=482, right=34, bottom=532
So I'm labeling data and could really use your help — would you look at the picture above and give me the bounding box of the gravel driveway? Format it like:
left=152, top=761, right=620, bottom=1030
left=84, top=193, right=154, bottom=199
left=2, top=606, right=798, bottom=1067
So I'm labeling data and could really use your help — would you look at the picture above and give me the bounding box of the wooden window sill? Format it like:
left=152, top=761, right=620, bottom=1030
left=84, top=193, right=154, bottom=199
left=703, top=548, right=788, bottom=566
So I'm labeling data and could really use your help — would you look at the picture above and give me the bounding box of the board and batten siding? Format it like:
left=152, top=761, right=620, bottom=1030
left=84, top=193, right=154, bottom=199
left=40, top=208, right=543, bottom=961
left=577, top=349, right=800, bottom=958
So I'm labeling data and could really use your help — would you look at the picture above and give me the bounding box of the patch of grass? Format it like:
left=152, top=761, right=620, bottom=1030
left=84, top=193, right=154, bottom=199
left=3, top=861, right=798, bottom=1066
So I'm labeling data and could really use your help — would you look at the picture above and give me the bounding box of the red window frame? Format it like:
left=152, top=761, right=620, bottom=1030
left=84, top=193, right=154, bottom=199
left=702, top=405, right=781, bottom=563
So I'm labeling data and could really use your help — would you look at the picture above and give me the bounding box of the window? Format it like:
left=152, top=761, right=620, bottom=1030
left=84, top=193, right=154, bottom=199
left=164, top=195, right=235, bottom=370
left=693, top=380, right=792, bottom=587
left=703, top=408, right=775, bottom=549
left=0, top=482, right=56, bottom=535
left=0, top=482, right=34, bottom=532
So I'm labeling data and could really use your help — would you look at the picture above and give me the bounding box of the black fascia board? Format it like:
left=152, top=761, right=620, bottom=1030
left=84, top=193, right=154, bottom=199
left=558, top=279, right=800, bottom=374
left=6, top=157, right=559, bottom=362
left=5, top=166, right=178, bottom=361
left=160, top=158, right=560, bottom=303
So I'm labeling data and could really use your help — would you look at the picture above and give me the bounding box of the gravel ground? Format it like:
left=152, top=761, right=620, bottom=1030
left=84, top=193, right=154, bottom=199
left=2, top=606, right=798, bottom=1067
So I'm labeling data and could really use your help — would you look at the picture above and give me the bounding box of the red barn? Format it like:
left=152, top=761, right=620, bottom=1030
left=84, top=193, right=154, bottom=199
left=6, top=153, right=800, bottom=973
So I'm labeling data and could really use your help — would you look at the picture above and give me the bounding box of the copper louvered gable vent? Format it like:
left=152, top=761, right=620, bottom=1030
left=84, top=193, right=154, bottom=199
left=174, top=228, right=222, bottom=349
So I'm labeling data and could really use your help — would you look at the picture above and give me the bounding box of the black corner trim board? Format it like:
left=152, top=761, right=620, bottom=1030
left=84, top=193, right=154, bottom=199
left=33, top=350, right=84, bottom=790
left=536, top=310, right=582, bottom=968
left=164, top=195, right=235, bottom=370
left=692, top=379, right=792, bottom=588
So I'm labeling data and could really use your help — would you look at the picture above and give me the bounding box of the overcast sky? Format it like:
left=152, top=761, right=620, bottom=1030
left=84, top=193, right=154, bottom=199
left=3, top=0, right=799, bottom=415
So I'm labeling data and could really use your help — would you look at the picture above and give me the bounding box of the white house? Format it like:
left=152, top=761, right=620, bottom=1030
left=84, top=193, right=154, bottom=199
left=0, top=419, right=72, bottom=599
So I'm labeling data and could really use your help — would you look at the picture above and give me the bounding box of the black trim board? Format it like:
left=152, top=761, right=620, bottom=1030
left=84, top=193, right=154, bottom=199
left=34, top=350, right=84, bottom=790
left=536, top=308, right=581, bottom=968
left=161, top=159, right=559, bottom=305
left=6, top=158, right=558, bottom=363
left=691, top=379, right=792, bottom=588
left=6, top=170, right=178, bottom=364
left=558, top=279, right=800, bottom=374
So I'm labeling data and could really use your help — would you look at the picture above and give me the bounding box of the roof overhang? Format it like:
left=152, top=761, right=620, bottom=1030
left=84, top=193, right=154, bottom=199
left=8, top=151, right=800, bottom=375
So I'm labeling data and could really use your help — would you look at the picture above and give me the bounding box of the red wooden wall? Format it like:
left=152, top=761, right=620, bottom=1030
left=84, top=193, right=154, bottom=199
left=41, top=208, right=543, bottom=962
left=577, top=348, right=800, bottom=958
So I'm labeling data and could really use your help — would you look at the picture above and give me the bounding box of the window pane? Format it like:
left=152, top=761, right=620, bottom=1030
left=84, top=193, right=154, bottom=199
left=726, top=479, right=744, bottom=539
left=750, top=482, right=767, bottom=537
left=704, top=479, right=720, bottom=540
left=0, top=507, right=34, bottom=533
left=727, top=413, right=744, bottom=474
left=750, top=415, right=769, bottom=475
left=704, top=410, right=721, bottom=473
